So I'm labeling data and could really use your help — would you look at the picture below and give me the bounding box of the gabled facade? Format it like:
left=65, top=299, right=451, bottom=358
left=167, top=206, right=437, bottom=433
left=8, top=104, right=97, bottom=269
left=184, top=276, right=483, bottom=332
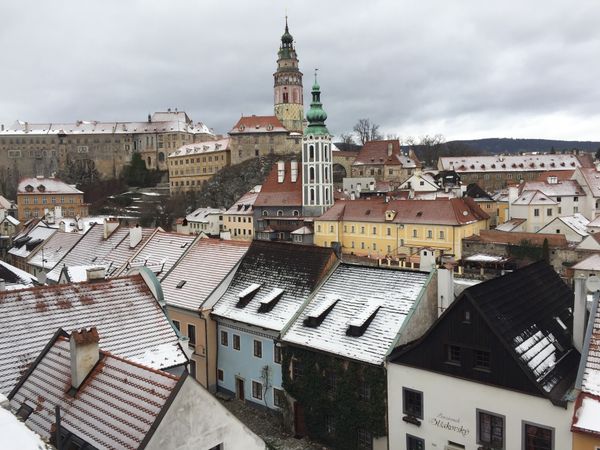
left=281, top=264, right=436, bottom=450
left=388, top=262, right=579, bottom=450
left=351, top=140, right=420, bottom=184
left=538, top=214, right=590, bottom=243
left=211, top=241, right=337, bottom=410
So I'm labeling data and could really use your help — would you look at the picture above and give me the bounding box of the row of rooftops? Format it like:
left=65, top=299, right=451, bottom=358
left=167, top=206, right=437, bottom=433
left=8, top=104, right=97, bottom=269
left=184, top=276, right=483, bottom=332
left=168, top=138, right=230, bottom=158
left=439, top=154, right=584, bottom=172
left=0, top=111, right=213, bottom=136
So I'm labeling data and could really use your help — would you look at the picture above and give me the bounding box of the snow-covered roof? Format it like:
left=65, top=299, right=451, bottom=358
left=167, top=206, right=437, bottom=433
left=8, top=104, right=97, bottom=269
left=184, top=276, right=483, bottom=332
left=495, top=218, right=526, bottom=232
left=0, top=400, right=51, bottom=450
left=46, top=223, right=155, bottom=282
left=580, top=296, right=600, bottom=397
left=168, top=138, right=229, bottom=158
left=224, top=186, right=262, bottom=216
left=52, top=216, right=106, bottom=233
left=8, top=225, right=56, bottom=259
left=1, top=115, right=213, bottom=136
left=521, top=179, right=585, bottom=197
left=282, top=264, right=430, bottom=365
left=573, top=254, right=600, bottom=272
left=17, top=177, right=82, bottom=195
left=119, top=231, right=198, bottom=280
left=558, top=214, right=590, bottom=237
left=291, top=226, right=313, bottom=235
left=161, top=239, right=249, bottom=311
left=0, top=260, right=37, bottom=290
left=27, top=231, right=82, bottom=270
left=185, top=207, right=225, bottom=223
left=572, top=395, right=600, bottom=436
left=0, top=275, right=186, bottom=395
left=439, top=154, right=581, bottom=173
left=2, top=215, right=19, bottom=227
left=9, top=332, right=181, bottom=449
left=63, top=265, right=109, bottom=283
left=212, top=241, right=337, bottom=332
left=464, top=254, right=508, bottom=263
left=512, top=190, right=557, bottom=206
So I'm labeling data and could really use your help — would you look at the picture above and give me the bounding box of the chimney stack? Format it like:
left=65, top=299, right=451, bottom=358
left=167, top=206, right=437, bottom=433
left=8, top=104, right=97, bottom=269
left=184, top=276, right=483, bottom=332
left=86, top=267, right=106, bottom=281
left=277, top=161, right=285, bottom=183
left=103, top=218, right=119, bottom=239
left=387, top=142, right=393, bottom=157
left=70, top=328, right=100, bottom=390
left=129, top=224, right=143, bottom=248
left=0, top=278, right=5, bottom=292
left=290, top=160, right=298, bottom=183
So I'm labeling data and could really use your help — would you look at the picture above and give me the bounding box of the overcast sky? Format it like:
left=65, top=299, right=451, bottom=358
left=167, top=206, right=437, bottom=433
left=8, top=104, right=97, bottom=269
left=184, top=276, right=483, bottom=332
left=2, top=0, right=600, bottom=141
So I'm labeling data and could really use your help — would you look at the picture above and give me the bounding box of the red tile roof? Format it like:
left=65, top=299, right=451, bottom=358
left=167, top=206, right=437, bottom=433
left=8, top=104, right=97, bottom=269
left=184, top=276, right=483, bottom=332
left=229, top=115, right=287, bottom=134
left=318, top=197, right=489, bottom=226
left=254, top=161, right=303, bottom=207
left=352, top=140, right=420, bottom=167
left=0, top=275, right=186, bottom=395
left=9, top=332, right=181, bottom=449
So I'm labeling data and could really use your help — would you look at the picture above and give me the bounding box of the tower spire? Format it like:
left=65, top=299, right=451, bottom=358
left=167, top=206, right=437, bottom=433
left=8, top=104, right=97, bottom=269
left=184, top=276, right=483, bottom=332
left=305, top=71, right=328, bottom=136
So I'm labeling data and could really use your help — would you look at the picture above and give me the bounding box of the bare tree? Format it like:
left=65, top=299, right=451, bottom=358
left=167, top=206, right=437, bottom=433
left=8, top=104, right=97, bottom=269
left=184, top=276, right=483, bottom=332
left=353, top=118, right=383, bottom=145
left=339, top=133, right=355, bottom=145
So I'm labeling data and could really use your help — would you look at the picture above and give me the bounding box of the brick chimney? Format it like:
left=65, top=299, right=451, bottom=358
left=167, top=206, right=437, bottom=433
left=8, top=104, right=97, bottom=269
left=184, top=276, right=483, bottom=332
left=70, top=328, right=100, bottom=389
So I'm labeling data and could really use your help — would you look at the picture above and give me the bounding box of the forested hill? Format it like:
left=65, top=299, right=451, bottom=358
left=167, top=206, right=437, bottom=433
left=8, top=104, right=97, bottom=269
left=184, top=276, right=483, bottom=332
left=452, top=138, right=600, bottom=154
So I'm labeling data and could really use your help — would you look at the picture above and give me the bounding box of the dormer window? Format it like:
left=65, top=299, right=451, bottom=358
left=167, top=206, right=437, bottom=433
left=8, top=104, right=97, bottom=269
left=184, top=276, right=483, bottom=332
left=258, top=288, right=285, bottom=313
left=346, top=300, right=382, bottom=337
left=25, top=184, right=34, bottom=192
left=304, top=295, right=338, bottom=327
left=385, top=210, right=396, bottom=221
left=236, top=283, right=261, bottom=308
left=37, top=184, right=46, bottom=192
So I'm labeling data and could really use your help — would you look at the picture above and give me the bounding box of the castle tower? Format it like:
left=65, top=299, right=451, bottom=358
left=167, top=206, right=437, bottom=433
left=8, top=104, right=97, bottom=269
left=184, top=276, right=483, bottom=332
left=302, top=72, right=333, bottom=216
left=274, top=18, right=304, bottom=133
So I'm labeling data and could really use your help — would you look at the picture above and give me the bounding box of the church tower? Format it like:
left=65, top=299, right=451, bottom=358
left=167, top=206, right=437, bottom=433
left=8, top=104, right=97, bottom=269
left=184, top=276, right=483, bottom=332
left=302, top=72, right=333, bottom=216
left=274, top=18, right=304, bottom=133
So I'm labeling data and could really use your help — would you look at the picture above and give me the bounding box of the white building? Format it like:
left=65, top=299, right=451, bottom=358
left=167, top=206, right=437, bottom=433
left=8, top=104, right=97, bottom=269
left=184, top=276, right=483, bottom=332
left=509, top=189, right=558, bottom=232
left=387, top=262, right=578, bottom=450
left=182, top=207, right=225, bottom=236
left=538, top=213, right=590, bottom=243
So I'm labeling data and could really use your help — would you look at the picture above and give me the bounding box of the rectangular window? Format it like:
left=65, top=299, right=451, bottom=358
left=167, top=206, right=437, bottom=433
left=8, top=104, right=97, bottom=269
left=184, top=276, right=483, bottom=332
left=273, top=387, right=285, bottom=408
left=477, top=410, right=504, bottom=449
left=187, top=324, right=196, bottom=346
left=326, top=371, right=337, bottom=392
left=474, top=349, right=491, bottom=370
left=357, top=428, right=372, bottom=450
left=402, top=387, right=423, bottom=419
left=427, top=230, right=432, bottom=239
left=233, top=334, right=240, bottom=350
left=534, top=209, right=540, bottom=217
left=523, top=422, right=553, bottom=450
left=361, top=226, right=365, bottom=234
left=274, top=344, right=282, bottom=364
left=412, top=229, right=418, bottom=238
left=387, top=227, right=391, bottom=236
left=574, top=196, right=579, bottom=202
left=547, top=208, right=552, bottom=216
left=439, top=230, right=445, bottom=240
left=372, top=226, right=377, bottom=235
left=220, top=330, right=228, bottom=346
left=252, top=380, right=263, bottom=400
left=292, top=360, right=303, bottom=380
left=217, top=368, right=224, bottom=381
left=189, top=359, right=197, bottom=378
left=447, top=345, right=461, bottom=365
left=253, top=339, right=262, bottom=358
left=407, top=435, right=425, bottom=450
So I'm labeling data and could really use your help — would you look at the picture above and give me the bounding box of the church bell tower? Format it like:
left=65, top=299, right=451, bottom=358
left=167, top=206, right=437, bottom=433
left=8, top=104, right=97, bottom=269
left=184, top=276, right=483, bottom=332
left=274, top=18, right=304, bottom=133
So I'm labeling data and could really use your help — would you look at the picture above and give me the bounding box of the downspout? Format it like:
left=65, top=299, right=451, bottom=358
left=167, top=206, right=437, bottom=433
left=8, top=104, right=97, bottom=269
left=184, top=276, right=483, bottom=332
left=199, top=308, right=210, bottom=390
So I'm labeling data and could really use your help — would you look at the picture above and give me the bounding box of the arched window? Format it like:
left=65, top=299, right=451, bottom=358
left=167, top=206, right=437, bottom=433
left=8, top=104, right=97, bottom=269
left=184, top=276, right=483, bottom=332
left=309, top=145, right=315, bottom=160
left=325, top=167, right=329, bottom=182
left=283, top=92, right=289, bottom=103
left=158, top=152, right=165, bottom=162
left=147, top=157, right=152, bottom=167
left=277, top=210, right=283, bottom=217
left=309, top=167, right=315, bottom=182
left=293, top=210, right=299, bottom=217
left=262, top=210, right=268, bottom=216
left=325, top=188, right=330, bottom=203
left=310, top=188, right=315, bottom=204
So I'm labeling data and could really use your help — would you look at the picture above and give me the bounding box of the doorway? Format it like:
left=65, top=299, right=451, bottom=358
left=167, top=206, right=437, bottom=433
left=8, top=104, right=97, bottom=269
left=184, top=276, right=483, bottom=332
left=235, top=377, right=245, bottom=401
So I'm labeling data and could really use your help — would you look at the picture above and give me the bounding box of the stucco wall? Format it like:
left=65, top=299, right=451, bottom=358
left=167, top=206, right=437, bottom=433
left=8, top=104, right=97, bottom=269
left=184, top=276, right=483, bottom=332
left=388, top=363, right=574, bottom=450
left=146, top=376, right=265, bottom=450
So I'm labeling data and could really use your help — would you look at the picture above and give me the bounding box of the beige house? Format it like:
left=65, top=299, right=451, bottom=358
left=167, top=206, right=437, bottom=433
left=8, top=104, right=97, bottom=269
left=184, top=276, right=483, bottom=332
left=168, top=138, right=231, bottom=193
left=223, top=186, right=261, bottom=240
left=160, top=239, right=250, bottom=390
left=16, top=176, right=88, bottom=221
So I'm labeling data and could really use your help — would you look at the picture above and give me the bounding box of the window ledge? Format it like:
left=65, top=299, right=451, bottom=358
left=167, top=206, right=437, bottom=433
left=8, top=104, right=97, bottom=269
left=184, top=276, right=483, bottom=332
left=402, top=415, right=421, bottom=426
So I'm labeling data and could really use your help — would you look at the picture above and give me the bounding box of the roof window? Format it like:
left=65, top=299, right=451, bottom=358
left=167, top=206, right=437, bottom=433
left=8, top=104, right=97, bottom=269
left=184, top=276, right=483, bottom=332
left=304, top=295, right=339, bottom=328
left=346, top=299, right=382, bottom=337
left=176, top=280, right=187, bottom=289
left=236, top=283, right=261, bottom=308
left=258, top=288, right=285, bottom=313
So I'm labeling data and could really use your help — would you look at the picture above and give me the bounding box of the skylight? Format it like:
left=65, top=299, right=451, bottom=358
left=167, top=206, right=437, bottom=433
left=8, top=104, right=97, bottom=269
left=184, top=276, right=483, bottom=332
left=176, top=280, right=186, bottom=289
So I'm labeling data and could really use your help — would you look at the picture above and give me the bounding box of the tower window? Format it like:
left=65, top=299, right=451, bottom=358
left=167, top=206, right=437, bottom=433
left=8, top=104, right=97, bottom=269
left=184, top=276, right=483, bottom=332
left=309, top=145, right=315, bottom=160
left=283, top=92, right=289, bottom=103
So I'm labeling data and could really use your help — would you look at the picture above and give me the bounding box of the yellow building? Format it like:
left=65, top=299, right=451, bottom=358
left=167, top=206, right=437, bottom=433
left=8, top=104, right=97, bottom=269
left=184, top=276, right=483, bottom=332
left=17, top=176, right=88, bottom=221
left=314, top=198, right=489, bottom=260
left=223, top=186, right=261, bottom=241
left=168, top=138, right=230, bottom=193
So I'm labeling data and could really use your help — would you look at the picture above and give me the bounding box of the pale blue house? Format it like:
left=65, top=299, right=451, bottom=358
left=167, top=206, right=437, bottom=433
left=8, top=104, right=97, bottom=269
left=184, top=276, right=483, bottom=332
left=211, top=240, right=337, bottom=410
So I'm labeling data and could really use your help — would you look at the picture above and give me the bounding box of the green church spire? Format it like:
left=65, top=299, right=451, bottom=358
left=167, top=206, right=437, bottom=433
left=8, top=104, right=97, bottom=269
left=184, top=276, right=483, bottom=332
left=304, top=70, right=329, bottom=136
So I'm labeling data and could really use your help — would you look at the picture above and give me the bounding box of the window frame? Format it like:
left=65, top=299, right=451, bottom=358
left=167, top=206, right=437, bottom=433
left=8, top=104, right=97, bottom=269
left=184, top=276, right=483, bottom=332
left=402, top=387, right=423, bottom=419
left=233, top=334, right=240, bottom=351
left=477, top=409, right=505, bottom=449
left=251, top=380, right=263, bottom=400
left=274, top=343, right=282, bottom=364
left=273, top=387, right=285, bottom=408
left=253, top=339, right=263, bottom=358
left=406, top=434, right=425, bottom=450
left=522, top=420, right=554, bottom=450
left=447, top=344, right=462, bottom=365
left=187, top=324, right=196, bottom=346
left=220, top=330, right=228, bottom=347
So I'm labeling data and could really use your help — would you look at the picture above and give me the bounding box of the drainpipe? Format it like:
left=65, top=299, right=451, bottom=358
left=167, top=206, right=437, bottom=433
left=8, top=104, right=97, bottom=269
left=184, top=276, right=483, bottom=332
left=199, top=309, right=211, bottom=391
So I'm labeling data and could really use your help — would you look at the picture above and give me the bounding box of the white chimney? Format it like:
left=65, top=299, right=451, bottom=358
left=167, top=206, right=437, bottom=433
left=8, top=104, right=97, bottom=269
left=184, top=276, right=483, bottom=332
left=129, top=224, right=143, bottom=248
left=0, top=278, right=5, bottom=292
left=508, top=185, right=519, bottom=219
left=103, top=218, right=119, bottom=239
left=547, top=176, right=558, bottom=185
left=437, top=268, right=454, bottom=317
left=59, top=220, right=66, bottom=232
left=70, top=328, right=100, bottom=390
left=357, top=183, right=362, bottom=192
left=277, top=161, right=285, bottom=183
left=86, top=266, right=106, bottom=281
left=55, top=205, right=63, bottom=220
left=290, top=160, right=298, bottom=183
left=387, top=142, right=393, bottom=157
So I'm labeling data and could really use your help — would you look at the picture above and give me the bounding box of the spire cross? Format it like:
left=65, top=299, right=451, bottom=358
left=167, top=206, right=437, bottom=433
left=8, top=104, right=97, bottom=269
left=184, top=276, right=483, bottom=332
left=314, top=68, right=319, bottom=83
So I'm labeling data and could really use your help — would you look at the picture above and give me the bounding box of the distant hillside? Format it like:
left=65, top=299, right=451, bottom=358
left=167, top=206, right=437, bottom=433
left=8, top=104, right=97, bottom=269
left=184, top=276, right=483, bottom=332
left=452, top=138, right=600, bottom=154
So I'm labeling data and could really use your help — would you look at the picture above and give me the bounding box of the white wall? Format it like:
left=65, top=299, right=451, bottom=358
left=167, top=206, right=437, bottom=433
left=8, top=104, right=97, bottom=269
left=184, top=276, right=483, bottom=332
left=146, top=376, right=266, bottom=450
left=387, top=364, right=573, bottom=450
